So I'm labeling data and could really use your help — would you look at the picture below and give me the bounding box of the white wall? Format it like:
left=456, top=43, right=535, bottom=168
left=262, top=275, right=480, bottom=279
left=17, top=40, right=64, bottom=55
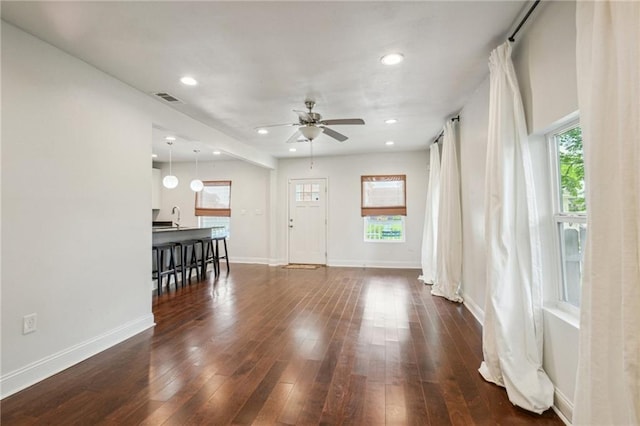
left=458, top=1, right=579, bottom=421
left=1, top=23, right=155, bottom=396
left=275, top=151, right=428, bottom=268
left=0, top=20, right=276, bottom=398
left=155, top=160, right=271, bottom=264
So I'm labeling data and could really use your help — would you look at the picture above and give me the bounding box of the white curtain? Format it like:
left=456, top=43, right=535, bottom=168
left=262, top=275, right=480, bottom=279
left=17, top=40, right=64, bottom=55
left=419, top=143, right=440, bottom=285
left=573, top=2, right=640, bottom=424
left=431, top=121, right=463, bottom=303
left=478, top=42, right=553, bottom=414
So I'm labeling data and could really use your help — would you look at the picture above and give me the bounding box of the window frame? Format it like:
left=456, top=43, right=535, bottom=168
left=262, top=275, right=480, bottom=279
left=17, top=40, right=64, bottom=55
left=361, top=175, right=407, bottom=216
left=547, top=118, right=584, bottom=315
left=195, top=180, right=232, bottom=217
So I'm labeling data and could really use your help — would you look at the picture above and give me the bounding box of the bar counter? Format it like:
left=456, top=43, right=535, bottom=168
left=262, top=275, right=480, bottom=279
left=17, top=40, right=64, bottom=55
left=152, top=226, right=225, bottom=245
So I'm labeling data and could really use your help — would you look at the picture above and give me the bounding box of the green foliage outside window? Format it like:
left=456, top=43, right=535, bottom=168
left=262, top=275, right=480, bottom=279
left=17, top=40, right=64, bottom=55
left=557, top=127, right=586, bottom=213
left=364, top=215, right=404, bottom=242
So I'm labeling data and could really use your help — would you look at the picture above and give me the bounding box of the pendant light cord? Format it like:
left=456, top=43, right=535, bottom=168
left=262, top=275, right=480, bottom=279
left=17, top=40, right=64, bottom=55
left=168, top=141, right=173, bottom=175
left=194, top=149, right=200, bottom=177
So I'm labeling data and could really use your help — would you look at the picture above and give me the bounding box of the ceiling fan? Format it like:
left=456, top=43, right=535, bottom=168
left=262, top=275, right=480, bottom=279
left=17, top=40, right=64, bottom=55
left=259, top=100, right=365, bottom=143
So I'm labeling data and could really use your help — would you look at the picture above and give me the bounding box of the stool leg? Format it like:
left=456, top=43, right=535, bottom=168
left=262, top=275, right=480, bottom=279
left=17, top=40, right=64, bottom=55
left=168, top=246, right=177, bottom=290
left=178, top=244, right=186, bottom=287
left=194, top=243, right=202, bottom=281
left=222, top=238, right=230, bottom=274
left=214, top=239, right=220, bottom=276
left=200, top=242, right=206, bottom=278
left=182, top=245, right=190, bottom=285
left=155, top=248, right=163, bottom=296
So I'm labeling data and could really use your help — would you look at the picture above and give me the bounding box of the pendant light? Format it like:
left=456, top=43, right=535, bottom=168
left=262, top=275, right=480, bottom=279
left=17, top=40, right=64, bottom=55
left=190, top=149, right=204, bottom=192
left=162, top=140, right=179, bottom=189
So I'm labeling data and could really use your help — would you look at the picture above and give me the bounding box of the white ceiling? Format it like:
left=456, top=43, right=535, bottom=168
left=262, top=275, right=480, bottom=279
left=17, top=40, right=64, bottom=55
left=2, top=1, right=528, bottom=163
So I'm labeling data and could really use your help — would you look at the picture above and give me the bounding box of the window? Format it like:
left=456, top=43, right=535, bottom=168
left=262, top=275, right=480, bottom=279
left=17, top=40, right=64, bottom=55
left=295, top=183, right=321, bottom=202
left=364, top=215, right=405, bottom=242
left=549, top=123, right=586, bottom=308
left=195, top=180, right=231, bottom=216
left=198, top=216, right=230, bottom=238
left=361, top=175, right=406, bottom=216
left=361, top=175, right=406, bottom=242
left=195, top=181, right=231, bottom=237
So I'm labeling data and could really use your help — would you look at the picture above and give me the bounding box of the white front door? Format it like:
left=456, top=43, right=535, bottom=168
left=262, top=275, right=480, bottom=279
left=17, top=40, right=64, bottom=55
left=288, top=178, right=327, bottom=265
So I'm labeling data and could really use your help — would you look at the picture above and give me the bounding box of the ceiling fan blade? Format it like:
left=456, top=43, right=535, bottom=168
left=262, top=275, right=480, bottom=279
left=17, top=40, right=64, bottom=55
left=322, top=126, right=348, bottom=142
left=255, top=123, right=297, bottom=129
left=285, top=130, right=304, bottom=144
left=319, top=118, right=365, bottom=126
left=293, top=110, right=312, bottom=122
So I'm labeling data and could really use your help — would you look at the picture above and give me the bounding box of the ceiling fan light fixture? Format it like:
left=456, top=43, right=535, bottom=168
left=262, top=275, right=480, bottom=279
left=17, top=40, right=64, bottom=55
left=381, top=53, right=404, bottom=65
left=300, top=125, right=323, bottom=141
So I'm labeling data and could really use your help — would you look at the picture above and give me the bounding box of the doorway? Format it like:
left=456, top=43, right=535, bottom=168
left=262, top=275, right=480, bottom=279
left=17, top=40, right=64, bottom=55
left=288, top=178, right=327, bottom=265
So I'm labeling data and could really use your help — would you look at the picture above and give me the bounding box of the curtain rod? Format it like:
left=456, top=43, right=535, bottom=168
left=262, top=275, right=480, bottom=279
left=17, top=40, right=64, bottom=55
left=433, top=116, right=460, bottom=144
left=508, top=0, right=541, bottom=42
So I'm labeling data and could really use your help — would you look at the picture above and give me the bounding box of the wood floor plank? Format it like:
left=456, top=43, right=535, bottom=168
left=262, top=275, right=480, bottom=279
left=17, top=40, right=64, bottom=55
left=251, top=382, right=294, bottom=426
left=0, top=265, right=562, bottom=426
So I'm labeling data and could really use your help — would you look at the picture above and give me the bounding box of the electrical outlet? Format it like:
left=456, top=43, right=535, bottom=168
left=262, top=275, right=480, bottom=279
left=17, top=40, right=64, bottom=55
left=23, top=313, right=37, bottom=334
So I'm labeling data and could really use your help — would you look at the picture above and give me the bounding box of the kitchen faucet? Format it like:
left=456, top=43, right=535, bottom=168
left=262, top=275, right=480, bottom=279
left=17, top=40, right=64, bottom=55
left=172, top=206, right=181, bottom=228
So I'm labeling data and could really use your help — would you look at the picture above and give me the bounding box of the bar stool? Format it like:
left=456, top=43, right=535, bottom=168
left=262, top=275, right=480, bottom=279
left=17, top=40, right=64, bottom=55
left=174, top=240, right=202, bottom=285
left=200, top=237, right=216, bottom=278
left=152, top=242, right=179, bottom=295
left=213, top=236, right=230, bottom=276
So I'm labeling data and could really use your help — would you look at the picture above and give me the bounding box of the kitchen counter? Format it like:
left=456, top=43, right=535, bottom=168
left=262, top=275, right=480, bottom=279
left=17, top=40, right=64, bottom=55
left=152, top=226, right=226, bottom=245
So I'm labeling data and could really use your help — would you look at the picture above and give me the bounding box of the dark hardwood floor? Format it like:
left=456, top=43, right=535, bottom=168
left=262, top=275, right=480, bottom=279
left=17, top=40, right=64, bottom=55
left=1, top=264, right=562, bottom=425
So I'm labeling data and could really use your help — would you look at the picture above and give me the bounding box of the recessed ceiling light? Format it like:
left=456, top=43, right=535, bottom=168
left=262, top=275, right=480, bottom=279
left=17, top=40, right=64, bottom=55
left=165, top=136, right=176, bottom=141
left=289, top=148, right=297, bottom=152
left=257, top=128, right=269, bottom=135
left=151, top=153, right=158, bottom=158
left=385, top=118, right=398, bottom=124
left=380, top=53, right=404, bottom=65
left=213, top=151, right=221, bottom=155
left=180, top=76, right=198, bottom=86
left=385, top=141, right=395, bottom=146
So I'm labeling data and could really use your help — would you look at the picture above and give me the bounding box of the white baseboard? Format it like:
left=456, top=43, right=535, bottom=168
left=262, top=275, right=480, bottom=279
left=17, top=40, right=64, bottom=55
left=462, top=295, right=485, bottom=325
left=327, top=259, right=421, bottom=269
left=552, top=387, right=573, bottom=425
left=0, top=314, right=155, bottom=399
left=229, top=256, right=269, bottom=265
